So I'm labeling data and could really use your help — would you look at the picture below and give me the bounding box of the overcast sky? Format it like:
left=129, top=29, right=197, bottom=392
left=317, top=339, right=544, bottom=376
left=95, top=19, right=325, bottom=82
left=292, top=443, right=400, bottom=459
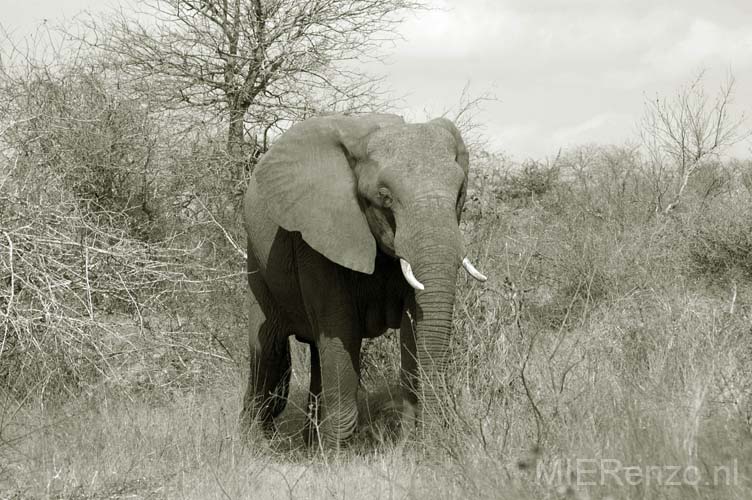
left=4, top=0, right=752, bottom=160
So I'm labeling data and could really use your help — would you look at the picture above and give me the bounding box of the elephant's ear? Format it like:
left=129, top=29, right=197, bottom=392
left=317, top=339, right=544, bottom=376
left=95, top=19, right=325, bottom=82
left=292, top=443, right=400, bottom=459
left=255, top=113, right=404, bottom=274
left=428, top=118, right=470, bottom=218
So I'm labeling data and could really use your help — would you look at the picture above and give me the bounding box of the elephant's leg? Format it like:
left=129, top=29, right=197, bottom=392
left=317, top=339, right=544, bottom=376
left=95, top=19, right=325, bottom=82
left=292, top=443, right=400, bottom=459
left=240, top=261, right=293, bottom=436
left=399, top=295, right=419, bottom=433
left=241, top=316, right=291, bottom=435
left=304, top=342, right=322, bottom=447
left=316, top=333, right=362, bottom=448
left=295, top=238, right=362, bottom=448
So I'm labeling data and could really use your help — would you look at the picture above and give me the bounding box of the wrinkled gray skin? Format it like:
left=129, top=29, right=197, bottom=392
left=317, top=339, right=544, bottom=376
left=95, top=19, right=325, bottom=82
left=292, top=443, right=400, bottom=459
left=241, top=113, right=474, bottom=448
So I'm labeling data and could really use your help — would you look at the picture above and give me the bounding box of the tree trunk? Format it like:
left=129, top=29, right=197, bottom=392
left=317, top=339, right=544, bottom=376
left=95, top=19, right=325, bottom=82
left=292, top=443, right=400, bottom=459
left=227, top=105, right=247, bottom=184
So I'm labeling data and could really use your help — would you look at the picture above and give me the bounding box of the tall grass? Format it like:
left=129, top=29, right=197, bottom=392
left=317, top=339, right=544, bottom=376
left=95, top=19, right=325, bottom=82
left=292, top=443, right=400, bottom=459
left=438, top=150, right=752, bottom=499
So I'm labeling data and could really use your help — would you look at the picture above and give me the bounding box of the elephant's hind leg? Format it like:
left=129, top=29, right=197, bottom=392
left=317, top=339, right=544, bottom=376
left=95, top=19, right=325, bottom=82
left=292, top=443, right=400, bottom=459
left=240, top=262, right=293, bottom=437
left=241, top=315, right=292, bottom=436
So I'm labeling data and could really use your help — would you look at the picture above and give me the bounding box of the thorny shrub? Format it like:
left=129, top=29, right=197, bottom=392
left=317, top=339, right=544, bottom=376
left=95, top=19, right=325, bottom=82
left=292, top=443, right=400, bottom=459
left=0, top=52, right=246, bottom=401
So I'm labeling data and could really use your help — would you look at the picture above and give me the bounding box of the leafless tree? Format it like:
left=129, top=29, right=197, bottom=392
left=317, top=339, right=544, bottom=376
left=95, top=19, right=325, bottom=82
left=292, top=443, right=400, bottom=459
left=640, top=70, right=748, bottom=214
left=82, top=0, right=425, bottom=183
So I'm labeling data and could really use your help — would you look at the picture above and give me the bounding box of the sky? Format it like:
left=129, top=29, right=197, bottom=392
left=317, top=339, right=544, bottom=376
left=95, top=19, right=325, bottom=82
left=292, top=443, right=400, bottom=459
left=4, top=0, right=752, bottom=160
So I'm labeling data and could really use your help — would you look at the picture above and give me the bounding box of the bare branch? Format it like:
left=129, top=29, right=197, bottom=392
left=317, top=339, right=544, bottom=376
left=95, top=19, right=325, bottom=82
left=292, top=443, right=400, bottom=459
left=639, top=70, right=748, bottom=214
left=73, top=0, right=426, bottom=181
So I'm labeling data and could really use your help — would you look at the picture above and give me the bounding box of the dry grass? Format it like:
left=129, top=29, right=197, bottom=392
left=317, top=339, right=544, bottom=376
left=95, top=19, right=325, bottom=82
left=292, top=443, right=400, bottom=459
left=4, top=185, right=752, bottom=498
left=1, top=369, right=464, bottom=499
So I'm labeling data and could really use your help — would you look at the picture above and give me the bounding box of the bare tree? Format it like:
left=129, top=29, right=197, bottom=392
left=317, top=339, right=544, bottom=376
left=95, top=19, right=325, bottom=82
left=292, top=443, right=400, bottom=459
left=83, top=0, right=424, bottom=183
left=640, top=70, right=748, bottom=214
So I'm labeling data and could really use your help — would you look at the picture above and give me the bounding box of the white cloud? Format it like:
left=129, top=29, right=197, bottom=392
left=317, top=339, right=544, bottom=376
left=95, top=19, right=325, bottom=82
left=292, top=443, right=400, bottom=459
left=397, top=4, right=526, bottom=60
left=642, top=18, right=752, bottom=77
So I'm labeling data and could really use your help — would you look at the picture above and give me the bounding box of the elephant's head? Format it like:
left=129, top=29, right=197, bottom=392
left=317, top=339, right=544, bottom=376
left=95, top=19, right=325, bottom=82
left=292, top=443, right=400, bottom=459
left=254, top=113, right=486, bottom=417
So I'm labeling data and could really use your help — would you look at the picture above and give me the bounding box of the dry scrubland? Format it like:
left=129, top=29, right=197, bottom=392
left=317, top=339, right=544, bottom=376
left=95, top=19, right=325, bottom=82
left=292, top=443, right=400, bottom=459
left=2, top=59, right=752, bottom=500
left=3, top=134, right=752, bottom=499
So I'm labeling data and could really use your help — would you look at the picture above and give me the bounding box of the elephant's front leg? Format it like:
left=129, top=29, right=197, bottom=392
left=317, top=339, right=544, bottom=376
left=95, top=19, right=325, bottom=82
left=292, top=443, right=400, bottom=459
left=316, top=331, right=361, bottom=448
left=399, top=294, right=419, bottom=434
left=297, top=243, right=362, bottom=449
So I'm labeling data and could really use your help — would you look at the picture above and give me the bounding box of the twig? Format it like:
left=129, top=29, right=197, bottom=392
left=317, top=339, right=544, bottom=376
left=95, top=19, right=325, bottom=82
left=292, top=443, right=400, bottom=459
left=193, top=195, right=247, bottom=259
left=1, top=231, right=14, bottom=319
left=1, top=231, right=14, bottom=360
left=520, top=326, right=544, bottom=450
left=116, top=268, right=144, bottom=334
left=84, top=244, right=94, bottom=320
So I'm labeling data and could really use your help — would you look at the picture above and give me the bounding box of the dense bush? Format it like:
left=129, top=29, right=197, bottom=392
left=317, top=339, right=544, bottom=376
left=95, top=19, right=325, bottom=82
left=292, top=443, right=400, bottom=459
left=0, top=156, right=229, bottom=397
left=549, top=144, right=653, bottom=225
left=2, top=69, right=167, bottom=241
left=495, top=159, right=559, bottom=203
left=682, top=193, right=752, bottom=280
left=0, top=53, right=247, bottom=401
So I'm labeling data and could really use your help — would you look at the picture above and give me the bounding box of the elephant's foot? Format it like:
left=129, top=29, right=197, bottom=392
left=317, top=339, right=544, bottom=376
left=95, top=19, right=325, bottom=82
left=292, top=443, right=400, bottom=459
left=302, top=397, right=359, bottom=451
left=302, top=404, right=359, bottom=450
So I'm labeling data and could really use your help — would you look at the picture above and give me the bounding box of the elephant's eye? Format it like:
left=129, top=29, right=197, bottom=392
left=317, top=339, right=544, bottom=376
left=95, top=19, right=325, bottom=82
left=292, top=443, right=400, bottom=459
left=378, top=187, right=393, bottom=208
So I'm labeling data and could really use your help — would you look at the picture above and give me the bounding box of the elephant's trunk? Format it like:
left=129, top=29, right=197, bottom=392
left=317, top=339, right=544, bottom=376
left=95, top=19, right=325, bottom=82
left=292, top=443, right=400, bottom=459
left=412, top=259, right=458, bottom=419
left=395, top=209, right=463, bottom=428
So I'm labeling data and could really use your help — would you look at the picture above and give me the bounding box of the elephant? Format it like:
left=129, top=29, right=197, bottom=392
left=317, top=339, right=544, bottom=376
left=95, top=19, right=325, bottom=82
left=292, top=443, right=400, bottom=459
left=240, top=113, right=487, bottom=448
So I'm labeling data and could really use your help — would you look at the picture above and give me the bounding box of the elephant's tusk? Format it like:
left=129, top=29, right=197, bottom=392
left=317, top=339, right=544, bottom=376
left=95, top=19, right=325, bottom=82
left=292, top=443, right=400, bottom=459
left=400, top=258, right=424, bottom=291
left=462, top=257, right=487, bottom=282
